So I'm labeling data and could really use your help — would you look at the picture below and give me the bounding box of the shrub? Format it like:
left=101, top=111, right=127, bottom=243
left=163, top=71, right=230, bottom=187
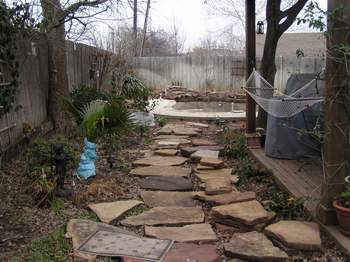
left=268, top=191, right=305, bottom=219
left=223, top=133, right=246, bottom=159
left=70, top=85, right=109, bottom=123
left=155, top=116, right=168, bottom=127
left=236, top=157, right=272, bottom=182
left=340, top=185, right=350, bottom=208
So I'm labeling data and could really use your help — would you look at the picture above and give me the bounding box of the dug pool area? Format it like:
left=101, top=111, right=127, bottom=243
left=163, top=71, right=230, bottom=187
left=151, top=99, right=247, bottom=120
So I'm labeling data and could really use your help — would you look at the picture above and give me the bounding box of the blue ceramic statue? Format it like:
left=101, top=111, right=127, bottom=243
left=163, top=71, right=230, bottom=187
left=76, top=138, right=97, bottom=179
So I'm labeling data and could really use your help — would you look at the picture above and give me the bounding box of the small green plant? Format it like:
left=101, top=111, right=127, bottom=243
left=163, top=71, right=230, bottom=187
left=171, top=80, right=183, bottom=86
left=12, top=227, right=70, bottom=262
left=223, top=133, right=247, bottom=159
left=69, top=85, right=109, bottom=123
left=339, top=185, right=350, bottom=208
left=268, top=192, right=306, bottom=219
left=49, top=198, right=64, bottom=216
left=155, top=116, right=168, bottom=127
left=236, top=157, right=272, bottom=182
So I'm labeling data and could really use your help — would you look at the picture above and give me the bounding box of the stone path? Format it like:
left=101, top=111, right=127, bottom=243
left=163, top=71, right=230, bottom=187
left=69, top=121, right=323, bottom=261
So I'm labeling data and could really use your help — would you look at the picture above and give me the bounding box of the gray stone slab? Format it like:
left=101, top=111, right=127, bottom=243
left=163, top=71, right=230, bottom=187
left=224, top=231, right=288, bottom=261
left=121, top=207, right=205, bottom=226
left=140, top=191, right=196, bottom=207
left=138, top=176, right=193, bottom=191
left=194, top=191, right=256, bottom=205
left=264, top=221, right=322, bottom=251
left=145, top=224, right=217, bottom=243
left=133, top=156, right=188, bottom=166
left=130, top=166, right=191, bottom=178
left=212, top=200, right=269, bottom=226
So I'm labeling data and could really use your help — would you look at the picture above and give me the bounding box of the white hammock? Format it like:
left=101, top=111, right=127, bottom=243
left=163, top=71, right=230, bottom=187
left=244, top=70, right=324, bottom=118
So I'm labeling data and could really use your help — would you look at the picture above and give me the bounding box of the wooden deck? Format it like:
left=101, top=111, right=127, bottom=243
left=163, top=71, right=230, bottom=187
left=249, top=148, right=350, bottom=255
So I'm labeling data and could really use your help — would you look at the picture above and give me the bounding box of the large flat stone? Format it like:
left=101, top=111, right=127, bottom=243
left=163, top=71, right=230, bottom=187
left=66, top=219, right=136, bottom=261
left=264, top=221, right=322, bottom=251
left=140, top=191, right=196, bottom=207
left=130, top=166, right=191, bottom=178
left=191, top=150, right=219, bottom=161
left=153, top=135, right=189, bottom=140
left=133, top=156, right=188, bottom=166
left=145, top=224, right=217, bottom=243
left=196, top=164, right=216, bottom=170
left=205, top=178, right=232, bottom=195
left=173, top=127, right=199, bottom=136
left=200, top=157, right=224, bottom=168
left=138, top=176, right=192, bottom=191
left=191, top=138, right=217, bottom=146
left=195, top=169, right=233, bottom=182
left=224, top=231, right=288, bottom=261
left=123, top=243, right=220, bottom=262
left=194, top=191, right=256, bottom=205
left=156, top=140, right=180, bottom=149
left=185, top=122, right=209, bottom=128
left=121, top=207, right=205, bottom=226
left=212, top=200, right=269, bottom=226
left=180, top=145, right=224, bottom=157
left=154, top=149, right=178, bottom=156
left=88, top=200, right=143, bottom=224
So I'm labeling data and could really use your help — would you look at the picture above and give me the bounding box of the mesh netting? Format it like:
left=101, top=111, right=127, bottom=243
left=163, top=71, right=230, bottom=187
left=244, top=70, right=324, bottom=118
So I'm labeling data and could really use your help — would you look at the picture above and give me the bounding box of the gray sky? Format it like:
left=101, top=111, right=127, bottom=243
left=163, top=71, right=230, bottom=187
left=148, top=0, right=328, bottom=48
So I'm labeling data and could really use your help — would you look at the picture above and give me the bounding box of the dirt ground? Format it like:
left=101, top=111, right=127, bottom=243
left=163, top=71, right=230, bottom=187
left=0, top=120, right=348, bottom=261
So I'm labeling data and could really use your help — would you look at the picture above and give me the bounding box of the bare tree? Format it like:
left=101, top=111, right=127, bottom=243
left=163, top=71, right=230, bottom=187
left=170, top=19, right=186, bottom=55
left=257, top=0, right=308, bottom=128
left=140, top=0, right=151, bottom=57
left=38, top=0, right=117, bottom=128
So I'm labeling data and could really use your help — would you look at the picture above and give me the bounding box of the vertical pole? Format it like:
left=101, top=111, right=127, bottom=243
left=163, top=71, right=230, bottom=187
left=245, top=0, right=256, bottom=133
left=133, top=0, right=138, bottom=56
left=317, top=0, right=350, bottom=225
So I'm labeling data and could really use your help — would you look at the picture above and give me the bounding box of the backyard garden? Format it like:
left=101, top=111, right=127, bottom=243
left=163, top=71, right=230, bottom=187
left=1, top=0, right=350, bottom=261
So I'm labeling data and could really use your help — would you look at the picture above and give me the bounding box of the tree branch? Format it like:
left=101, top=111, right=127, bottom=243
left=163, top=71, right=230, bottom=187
left=64, top=0, right=111, bottom=16
left=279, top=0, right=308, bottom=33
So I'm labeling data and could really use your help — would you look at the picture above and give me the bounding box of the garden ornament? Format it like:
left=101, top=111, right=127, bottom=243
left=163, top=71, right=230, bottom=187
left=76, top=138, right=98, bottom=179
left=52, top=143, right=72, bottom=197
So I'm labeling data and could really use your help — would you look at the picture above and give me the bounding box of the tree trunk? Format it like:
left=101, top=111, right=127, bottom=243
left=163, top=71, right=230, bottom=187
left=133, top=0, right=138, bottom=56
left=41, top=0, right=69, bottom=130
left=140, top=0, right=151, bottom=57
left=317, top=0, right=350, bottom=225
left=257, top=27, right=280, bottom=128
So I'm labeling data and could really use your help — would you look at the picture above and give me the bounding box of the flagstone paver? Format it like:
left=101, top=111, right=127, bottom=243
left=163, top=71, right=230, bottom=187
left=130, top=166, right=191, bottom=178
left=212, top=200, right=269, bottom=226
left=122, top=243, right=220, bottom=262
left=133, top=156, right=188, bottom=166
left=264, top=221, right=322, bottom=251
left=186, top=122, right=209, bottom=128
left=138, top=176, right=193, bottom=191
left=191, top=138, right=217, bottom=146
left=88, top=200, right=143, bottom=224
left=205, top=178, right=232, bottom=195
left=180, top=145, right=224, bottom=157
left=121, top=207, right=205, bottom=226
left=66, top=219, right=136, bottom=261
left=194, top=168, right=233, bottom=183
left=145, top=224, right=217, bottom=243
left=191, top=150, right=220, bottom=161
left=154, top=149, right=178, bottom=156
left=140, top=191, right=196, bottom=207
left=194, top=191, right=256, bottom=205
left=224, top=231, right=288, bottom=261
left=200, top=157, right=224, bottom=168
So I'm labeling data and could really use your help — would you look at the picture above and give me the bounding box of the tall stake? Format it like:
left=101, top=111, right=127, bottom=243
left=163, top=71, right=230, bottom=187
left=133, top=0, right=138, bottom=56
left=245, top=0, right=256, bottom=133
left=140, top=0, right=151, bottom=57
left=317, top=0, right=350, bottom=225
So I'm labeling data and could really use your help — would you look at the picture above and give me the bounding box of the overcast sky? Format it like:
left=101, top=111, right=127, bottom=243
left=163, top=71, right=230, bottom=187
left=147, top=0, right=328, bottom=48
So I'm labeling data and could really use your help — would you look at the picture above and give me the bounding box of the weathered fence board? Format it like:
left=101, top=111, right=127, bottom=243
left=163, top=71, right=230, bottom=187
left=132, top=55, right=326, bottom=92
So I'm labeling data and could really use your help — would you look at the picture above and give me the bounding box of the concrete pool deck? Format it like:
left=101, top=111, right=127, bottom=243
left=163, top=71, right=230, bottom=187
left=151, top=99, right=246, bottom=121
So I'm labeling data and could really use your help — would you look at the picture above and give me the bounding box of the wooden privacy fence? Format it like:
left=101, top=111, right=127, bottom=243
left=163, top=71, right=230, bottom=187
left=131, top=55, right=326, bottom=92
left=0, top=38, right=105, bottom=157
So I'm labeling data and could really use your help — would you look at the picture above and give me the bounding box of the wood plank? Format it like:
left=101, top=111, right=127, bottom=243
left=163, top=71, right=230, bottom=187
left=249, top=148, right=350, bottom=255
